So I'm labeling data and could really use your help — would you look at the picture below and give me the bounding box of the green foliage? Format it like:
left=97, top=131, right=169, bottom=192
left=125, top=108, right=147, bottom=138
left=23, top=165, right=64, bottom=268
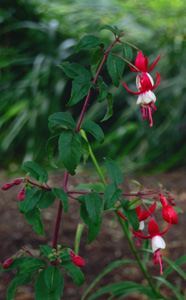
left=120, top=199, right=139, bottom=231
left=52, top=188, right=69, bottom=212
left=67, top=76, right=92, bottom=106
left=60, top=261, right=84, bottom=286
left=25, top=207, right=45, bottom=236
left=81, top=121, right=104, bottom=143
left=85, top=192, right=102, bottom=225
left=103, top=183, right=122, bottom=210
left=75, top=35, right=103, bottom=53
left=107, top=52, right=125, bottom=87
left=22, top=161, right=48, bottom=184
left=104, top=157, right=123, bottom=186
left=59, top=62, right=91, bottom=79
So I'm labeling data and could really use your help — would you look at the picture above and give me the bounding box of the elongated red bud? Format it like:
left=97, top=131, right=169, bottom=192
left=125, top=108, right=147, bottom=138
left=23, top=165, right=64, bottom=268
left=162, top=205, right=178, bottom=224
left=160, top=195, right=168, bottom=206
left=18, top=188, right=25, bottom=201
left=3, top=257, right=13, bottom=268
left=2, top=183, right=14, bottom=190
left=72, top=255, right=85, bottom=268
left=14, top=178, right=22, bottom=185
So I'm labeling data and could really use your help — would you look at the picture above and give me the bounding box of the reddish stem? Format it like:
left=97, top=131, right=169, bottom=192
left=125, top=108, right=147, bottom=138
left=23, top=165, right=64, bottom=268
left=67, top=190, right=159, bottom=197
left=27, top=179, right=51, bottom=190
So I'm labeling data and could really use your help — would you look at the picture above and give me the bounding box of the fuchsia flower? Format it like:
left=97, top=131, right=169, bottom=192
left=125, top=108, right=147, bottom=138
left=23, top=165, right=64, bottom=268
left=129, top=51, right=161, bottom=73
left=160, top=195, right=178, bottom=224
left=131, top=218, right=171, bottom=274
left=123, top=72, right=161, bottom=127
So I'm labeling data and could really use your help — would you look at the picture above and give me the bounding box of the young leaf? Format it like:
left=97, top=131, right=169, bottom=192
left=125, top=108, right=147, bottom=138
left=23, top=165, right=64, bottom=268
left=58, top=61, right=91, bottom=79
left=104, top=183, right=122, bottom=210
left=123, top=43, right=133, bottom=62
left=91, top=48, right=104, bottom=77
left=48, top=112, right=76, bottom=131
left=67, top=76, right=92, bottom=106
left=81, top=121, right=104, bottom=143
left=25, top=207, right=45, bottom=236
left=19, top=189, right=42, bottom=213
left=85, top=192, right=102, bottom=225
left=52, top=187, right=69, bottom=212
left=120, top=199, right=139, bottom=231
left=107, top=52, right=125, bottom=87
left=75, top=35, right=102, bottom=53
left=37, top=190, right=56, bottom=209
left=104, top=157, right=123, bottom=186
left=61, top=261, right=84, bottom=286
left=22, top=161, right=48, bottom=184
left=101, top=92, right=113, bottom=122
left=58, top=130, right=82, bottom=175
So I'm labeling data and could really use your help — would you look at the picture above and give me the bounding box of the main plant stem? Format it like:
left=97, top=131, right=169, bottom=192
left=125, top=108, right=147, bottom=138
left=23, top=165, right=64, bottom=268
left=52, top=37, right=119, bottom=249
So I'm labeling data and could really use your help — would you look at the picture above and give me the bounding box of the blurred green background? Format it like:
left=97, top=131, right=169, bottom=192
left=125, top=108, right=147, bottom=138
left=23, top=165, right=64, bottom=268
left=1, top=0, right=186, bottom=174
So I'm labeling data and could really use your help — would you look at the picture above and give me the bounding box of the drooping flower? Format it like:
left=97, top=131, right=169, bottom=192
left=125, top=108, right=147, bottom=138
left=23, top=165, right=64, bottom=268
left=160, top=195, right=178, bottom=224
left=131, top=218, right=171, bottom=274
left=123, top=72, right=161, bottom=127
left=129, top=52, right=161, bottom=73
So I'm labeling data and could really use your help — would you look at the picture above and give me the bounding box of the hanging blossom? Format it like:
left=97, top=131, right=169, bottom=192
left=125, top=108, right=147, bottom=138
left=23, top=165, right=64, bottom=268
left=123, top=72, right=161, bottom=127
left=160, top=195, right=178, bottom=224
left=129, top=51, right=161, bottom=73
left=131, top=217, right=171, bottom=274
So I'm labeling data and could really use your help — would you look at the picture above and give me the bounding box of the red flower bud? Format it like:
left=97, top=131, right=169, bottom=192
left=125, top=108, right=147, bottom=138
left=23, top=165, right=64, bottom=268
left=160, top=195, right=168, bottom=206
left=153, top=195, right=159, bottom=200
left=162, top=205, right=178, bottom=224
left=14, top=178, right=22, bottom=185
left=3, top=257, right=13, bottom=268
left=72, top=255, right=85, bottom=268
left=2, top=183, right=14, bottom=190
left=18, top=188, right=25, bottom=201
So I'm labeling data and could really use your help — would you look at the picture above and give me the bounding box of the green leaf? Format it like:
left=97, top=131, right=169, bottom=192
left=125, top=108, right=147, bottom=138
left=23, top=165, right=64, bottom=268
left=58, top=130, right=82, bottom=175
left=46, top=132, right=60, bottom=169
left=45, top=266, right=63, bottom=293
left=25, top=207, right=45, bottom=236
left=58, top=61, right=91, bottom=79
left=85, top=192, right=102, bottom=225
left=82, top=260, right=134, bottom=300
left=61, top=261, right=84, bottom=286
left=19, top=188, right=42, bottom=213
left=142, top=239, right=151, bottom=267
left=127, top=197, right=142, bottom=210
left=104, top=183, right=122, bottom=210
left=52, top=188, right=69, bottom=212
left=75, top=35, right=102, bottom=53
left=153, top=276, right=185, bottom=300
left=104, top=157, right=123, bottom=186
left=101, top=92, right=113, bottom=121
left=81, top=121, right=104, bottom=143
left=99, top=25, right=118, bottom=35
left=158, top=255, right=186, bottom=283
left=22, top=161, right=48, bottom=184
left=91, top=48, right=104, bottom=77
left=81, top=136, right=90, bottom=164
left=35, top=268, right=64, bottom=300
left=107, top=53, right=125, bottom=87
left=48, top=112, right=76, bottom=131
left=67, top=76, right=92, bottom=106
left=72, top=182, right=105, bottom=193
left=38, top=190, right=56, bottom=209
left=98, top=80, right=108, bottom=103
left=123, top=43, right=133, bottom=62
left=40, top=245, right=53, bottom=260
left=19, top=258, right=47, bottom=273
left=120, top=199, right=139, bottom=231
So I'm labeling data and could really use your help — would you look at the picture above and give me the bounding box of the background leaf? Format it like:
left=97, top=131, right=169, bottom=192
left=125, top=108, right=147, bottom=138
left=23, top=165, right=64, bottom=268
left=76, top=35, right=103, bottom=53
left=58, top=61, right=91, bottom=79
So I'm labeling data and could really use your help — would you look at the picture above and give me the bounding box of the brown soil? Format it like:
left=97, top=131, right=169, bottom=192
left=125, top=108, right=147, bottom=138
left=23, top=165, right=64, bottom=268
left=0, top=169, right=186, bottom=300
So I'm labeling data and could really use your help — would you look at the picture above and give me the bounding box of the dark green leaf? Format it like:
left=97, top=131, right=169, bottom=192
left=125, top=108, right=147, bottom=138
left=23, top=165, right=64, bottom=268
left=104, top=183, right=122, bottom=210
left=58, top=61, right=91, bottom=79
left=142, top=239, right=151, bottom=267
left=107, top=53, right=125, bottom=87
left=101, top=92, right=113, bottom=121
left=38, top=190, right=56, bottom=209
left=25, top=207, right=45, bottom=236
left=19, top=189, right=42, bottom=213
left=40, top=245, right=53, bottom=259
left=120, top=199, right=139, bottom=231
left=127, top=197, right=142, bottom=210
left=104, top=157, right=123, bottom=186
left=76, top=35, right=102, bottom=53
left=87, top=221, right=102, bottom=244
left=19, top=258, right=47, bottom=273
left=67, top=76, right=92, bottom=106
left=59, top=249, right=71, bottom=262
left=22, top=161, right=48, bottom=184
left=123, top=43, right=133, bottom=62
left=81, top=121, right=104, bottom=143
left=52, top=188, right=69, bottom=212
left=61, top=261, right=84, bottom=286
left=45, top=266, right=63, bottom=293
left=85, top=192, right=102, bottom=225
left=153, top=276, right=185, bottom=300
left=48, top=112, right=76, bottom=131
left=91, top=48, right=104, bottom=77
left=58, top=130, right=82, bottom=175
left=46, top=132, right=60, bottom=169
left=161, top=256, right=186, bottom=281
left=98, top=81, right=108, bottom=103
left=81, top=136, right=90, bottom=164
left=72, top=182, right=105, bottom=193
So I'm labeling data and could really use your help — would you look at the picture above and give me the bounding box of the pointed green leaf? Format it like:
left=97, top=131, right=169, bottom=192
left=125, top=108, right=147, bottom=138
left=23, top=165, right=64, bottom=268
left=120, top=199, right=139, bottom=231
left=85, top=192, right=102, bottom=225
left=19, top=189, right=42, bottom=213
left=45, top=266, right=63, bottom=293
left=104, top=157, right=123, bottom=186
left=123, top=43, right=133, bottom=62
left=58, top=61, right=91, bottom=79
left=19, top=258, right=47, bottom=273
left=104, top=183, right=122, bottom=210
left=22, top=161, right=48, bottom=184
left=99, top=25, right=117, bottom=35
left=81, top=136, right=90, bottom=164
left=76, top=35, right=103, bottom=53
left=67, top=76, right=92, bottom=106
left=153, top=276, right=185, bottom=300
left=46, top=132, right=60, bottom=169
left=81, top=121, right=104, bottom=143
left=61, top=261, right=84, bottom=286
left=52, top=188, right=69, bottom=212
left=58, top=130, right=82, bottom=175
left=40, top=245, right=53, bottom=260
left=127, top=197, right=142, bottom=210
left=72, top=182, right=105, bottom=193
left=101, top=92, right=113, bottom=121
left=38, top=190, right=56, bottom=209
left=48, top=112, right=76, bottom=131
left=91, top=48, right=104, bottom=77
left=25, top=207, right=45, bottom=236
left=107, top=53, right=125, bottom=87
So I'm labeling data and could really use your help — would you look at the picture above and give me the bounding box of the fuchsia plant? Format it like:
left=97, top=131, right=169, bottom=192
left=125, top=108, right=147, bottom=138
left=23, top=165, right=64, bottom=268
left=1, top=25, right=184, bottom=300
